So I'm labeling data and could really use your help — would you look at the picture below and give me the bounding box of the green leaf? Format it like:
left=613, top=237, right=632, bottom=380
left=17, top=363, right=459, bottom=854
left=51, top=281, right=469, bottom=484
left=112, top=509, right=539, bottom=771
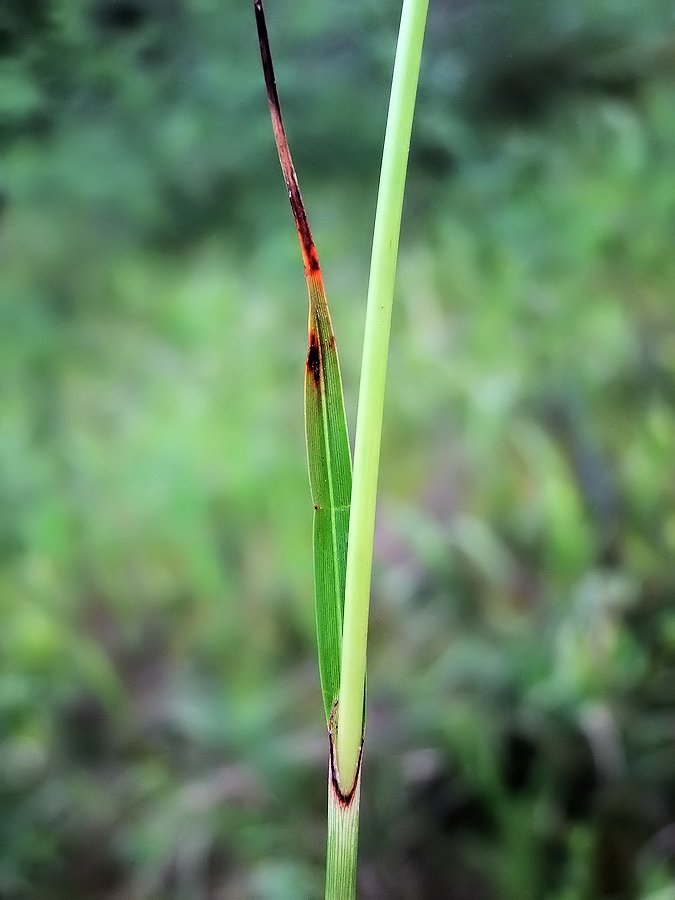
left=253, top=0, right=352, bottom=722
left=305, top=273, right=352, bottom=720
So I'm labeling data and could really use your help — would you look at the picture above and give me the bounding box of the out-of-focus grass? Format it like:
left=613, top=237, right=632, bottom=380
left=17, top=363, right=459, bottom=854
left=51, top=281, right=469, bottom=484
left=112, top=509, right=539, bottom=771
left=2, top=68, right=675, bottom=899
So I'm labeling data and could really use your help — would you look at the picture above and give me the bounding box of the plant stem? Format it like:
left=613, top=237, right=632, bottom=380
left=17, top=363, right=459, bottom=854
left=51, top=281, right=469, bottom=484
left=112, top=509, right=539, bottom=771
left=336, top=0, right=429, bottom=794
left=325, top=723, right=361, bottom=899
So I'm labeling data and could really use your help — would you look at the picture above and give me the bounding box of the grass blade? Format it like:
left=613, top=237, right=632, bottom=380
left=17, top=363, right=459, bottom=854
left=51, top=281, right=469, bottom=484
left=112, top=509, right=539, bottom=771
left=254, top=5, right=358, bottom=891
left=253, top=0, right=352, bottom=723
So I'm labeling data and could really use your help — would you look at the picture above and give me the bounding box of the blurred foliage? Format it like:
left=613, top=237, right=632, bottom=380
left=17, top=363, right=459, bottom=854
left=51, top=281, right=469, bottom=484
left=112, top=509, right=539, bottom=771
left=2, top=0, right=675, bottom=898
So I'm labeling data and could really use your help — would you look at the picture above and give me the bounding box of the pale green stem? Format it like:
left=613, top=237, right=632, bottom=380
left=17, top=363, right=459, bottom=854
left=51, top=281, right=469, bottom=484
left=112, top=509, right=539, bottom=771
left=336, top=0, right=429, bottom=793
left=325, top=733, right=361, bottom=899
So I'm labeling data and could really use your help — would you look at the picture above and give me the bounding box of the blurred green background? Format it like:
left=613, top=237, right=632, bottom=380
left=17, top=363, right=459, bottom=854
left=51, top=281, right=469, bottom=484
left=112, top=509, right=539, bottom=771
left=2, top=1, right=675, bottom=897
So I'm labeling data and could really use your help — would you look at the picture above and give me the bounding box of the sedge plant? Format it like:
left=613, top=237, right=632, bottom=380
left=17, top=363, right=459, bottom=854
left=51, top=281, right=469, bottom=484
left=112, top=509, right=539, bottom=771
left=253, top=1, right=428, bottom=895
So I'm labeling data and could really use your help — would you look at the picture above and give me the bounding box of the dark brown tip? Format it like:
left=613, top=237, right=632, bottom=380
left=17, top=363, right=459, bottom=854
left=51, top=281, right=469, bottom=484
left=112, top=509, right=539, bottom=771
left=306, top=329, right=321, bottom=389
left=253, top=0, right=281, bottom=118
left=253, top=0, right=321, bottom=276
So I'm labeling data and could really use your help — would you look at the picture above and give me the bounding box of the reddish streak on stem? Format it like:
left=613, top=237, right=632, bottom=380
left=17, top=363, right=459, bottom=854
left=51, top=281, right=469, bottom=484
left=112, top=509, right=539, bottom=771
left=328, top=706, right=363, bottom=808
left=254, top=0, right=322, bottom=279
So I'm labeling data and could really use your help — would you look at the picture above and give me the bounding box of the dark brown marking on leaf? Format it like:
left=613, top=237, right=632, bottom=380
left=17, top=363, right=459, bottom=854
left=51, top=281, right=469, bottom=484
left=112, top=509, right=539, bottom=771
left=327, top=334, right=336, bottom=350
left=306, top=244, right=320, bottom=273
left=254, top=0, right=321, bottom=276
left=307, top=329, right=321, bottom=390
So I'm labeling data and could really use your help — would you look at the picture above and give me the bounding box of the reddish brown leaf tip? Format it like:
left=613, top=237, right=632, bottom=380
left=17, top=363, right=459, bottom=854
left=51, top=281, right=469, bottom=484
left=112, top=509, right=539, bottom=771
left=253, top=0, right=321, bottom=277
left=307, top=330, right=321, bottom=389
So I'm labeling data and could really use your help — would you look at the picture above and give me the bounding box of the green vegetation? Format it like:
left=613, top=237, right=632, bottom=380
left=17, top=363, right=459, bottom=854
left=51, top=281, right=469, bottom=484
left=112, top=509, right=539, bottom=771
left=2, top=1, right=675, bottom=897
left=254, top=1, right=428, bottom=891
